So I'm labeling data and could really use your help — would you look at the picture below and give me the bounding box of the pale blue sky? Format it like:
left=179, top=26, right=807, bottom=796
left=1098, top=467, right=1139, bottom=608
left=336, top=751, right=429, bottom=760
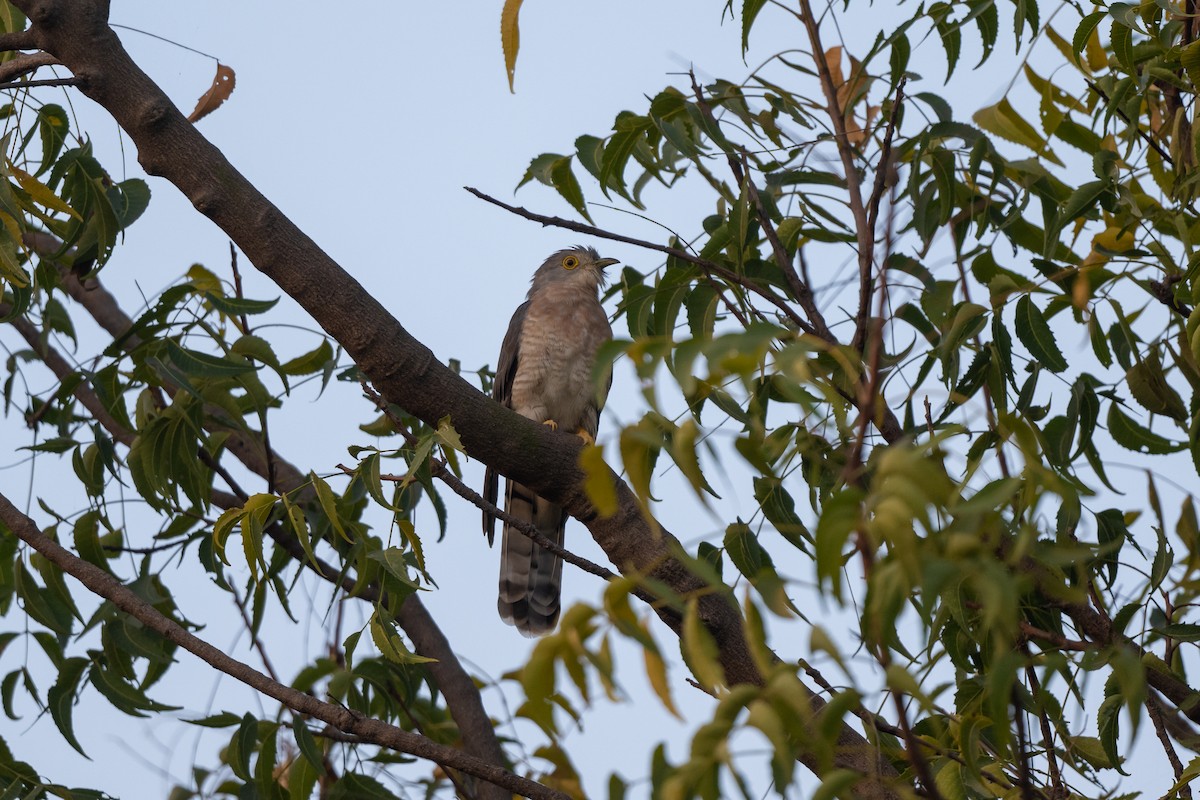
left=0, top=2, right=1185, bottom=798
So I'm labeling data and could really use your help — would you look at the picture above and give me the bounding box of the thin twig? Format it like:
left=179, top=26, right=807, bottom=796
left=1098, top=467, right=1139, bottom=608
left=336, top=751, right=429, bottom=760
left=0, top=76, right=80, bottom=91
left=465, top=186, right=811, bottom=330
left=1148, top=692, right=1193, bottom=800
left=1024, top=665, right=1066, bottom=799
left=795, top=0, right=875, bottom=352
left=358, top=384, right=661, bottom=608
left=686, top=72, right=827, bottom=340
left=1085, top=78, right=1173, bottom=165
left=228, top=577, right=282, bottom=684
left=0, top=494, right=568, bottom=800
left=1012, top=685, right=1035, bottom=800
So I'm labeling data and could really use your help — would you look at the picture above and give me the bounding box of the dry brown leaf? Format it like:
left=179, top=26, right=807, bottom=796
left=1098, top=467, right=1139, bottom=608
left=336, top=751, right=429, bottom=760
left=825, top=46, right=844, bottom=93
left=187, top=63, right=236, bottom=123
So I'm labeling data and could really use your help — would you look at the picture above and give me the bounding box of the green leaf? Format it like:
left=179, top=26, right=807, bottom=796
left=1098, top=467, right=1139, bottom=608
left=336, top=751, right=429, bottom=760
left=281, top=339, right=334, bottom=376
left=973, top=98, right=1061, bottom=165
left=752, top=476, right=811, bottom=552
left=1098, top=693, right=1129, bottom=775
left=187, top=711, right=243, bottom=728
left=549, top=155, right=590, bottom=221
left=1126, top=354, right=1187, bottom=421
left=815, top=488, right=863, bottom=601
left=1157, top=623, right=1200, bottom=642
left=1110, top=18, right=1134, bottom=74
left=229, top=713, right=256, bottom=781
left=1072, top=12, right=1106, bottom=67
left=292, top=716, right=326, bottom=775
left=1183, top=40, right=1200, bottom=90
left=312, top=472, right=350, bottom=542
left=1107, top=403, right=1185, bottom=454
left=1014, top=295, right=1068, bottom=372
left=47, top=657, right=88, bottom=757
left=204, top=292, right=279, bottom=317
left=164, top=340, right=253, bottom=378
left=723, top=521, right=792, bottom=616
left=741, top=0, right=768, bottom=54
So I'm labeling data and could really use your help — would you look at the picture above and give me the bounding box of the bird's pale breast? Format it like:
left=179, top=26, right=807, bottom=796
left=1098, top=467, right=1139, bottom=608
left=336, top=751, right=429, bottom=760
left=510, top=283, right=611, bottom=428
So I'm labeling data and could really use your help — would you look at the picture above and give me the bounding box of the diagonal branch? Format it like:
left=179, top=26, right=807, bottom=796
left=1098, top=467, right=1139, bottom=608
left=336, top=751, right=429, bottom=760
left=6, top=262, right=511, bottom=800
left=0, top=493, right=566, bottom=800
left=11, top=2, right=898, bottom=793
left=465, top=186, right=813, bottom=332
left=0, top=51, right=57, bottom=83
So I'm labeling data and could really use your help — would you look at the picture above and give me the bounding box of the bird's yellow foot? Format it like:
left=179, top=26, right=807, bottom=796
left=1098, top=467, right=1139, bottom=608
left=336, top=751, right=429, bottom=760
left=542, top=419, right=559, bottom=431
left=575, top=429, right=595, bottom=446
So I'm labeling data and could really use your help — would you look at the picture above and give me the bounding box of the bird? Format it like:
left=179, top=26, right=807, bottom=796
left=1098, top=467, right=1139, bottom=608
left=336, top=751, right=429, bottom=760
left=483, top=246, right=617, bottom=636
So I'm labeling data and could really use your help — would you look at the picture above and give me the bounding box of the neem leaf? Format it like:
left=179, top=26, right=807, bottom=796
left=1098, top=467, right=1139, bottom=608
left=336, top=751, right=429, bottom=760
left=1014, top=295, right=1068, bottom=372
left=501, top=0, right=523, bottom=92
left=549, top=156, right=590, bottom=222
left=1126, top=355, right=1188, bottom=421
left=742, top=0, right=768, bottom=54
left=1107, top=402, right=1185, bottom=454
left=48, top=657, right=88, bottom=757
left=187, top=63, right=236, bottom=123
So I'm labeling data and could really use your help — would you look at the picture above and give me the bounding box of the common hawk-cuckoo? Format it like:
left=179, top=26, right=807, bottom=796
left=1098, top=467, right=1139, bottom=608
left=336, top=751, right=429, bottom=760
left=483, top=246, right=617, bottom=636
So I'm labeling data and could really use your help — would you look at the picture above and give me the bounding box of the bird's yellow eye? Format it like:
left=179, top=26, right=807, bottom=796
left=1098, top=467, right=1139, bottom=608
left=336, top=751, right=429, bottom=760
left=562, top=255, right=580, bottom=270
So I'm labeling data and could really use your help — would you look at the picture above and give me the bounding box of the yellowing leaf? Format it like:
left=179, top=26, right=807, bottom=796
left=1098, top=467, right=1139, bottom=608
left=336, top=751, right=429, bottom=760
left=973, top=98, right=1063, bottom=166
left=579, top=443, right=618, bottom=517
left=501, top=0, right=523, bottom=93
left=681, top=599, right=725, bottom=689
left=8, top=162, right=77, bottom=219
left=643, top=644, right=681, bottom=719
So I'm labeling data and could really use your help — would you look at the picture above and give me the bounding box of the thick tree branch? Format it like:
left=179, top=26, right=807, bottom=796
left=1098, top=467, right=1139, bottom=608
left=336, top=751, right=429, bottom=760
left=0, top=51, right=57, bottom=83
left=6, top=263, right=510, bottom=800
left=10, top=2, right=896, bottom=792
left=0, top=494, right=565, bottom=800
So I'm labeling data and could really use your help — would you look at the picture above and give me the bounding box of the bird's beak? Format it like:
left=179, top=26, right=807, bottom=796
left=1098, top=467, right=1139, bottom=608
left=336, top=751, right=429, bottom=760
left=594, top=258, right=619, bottom=269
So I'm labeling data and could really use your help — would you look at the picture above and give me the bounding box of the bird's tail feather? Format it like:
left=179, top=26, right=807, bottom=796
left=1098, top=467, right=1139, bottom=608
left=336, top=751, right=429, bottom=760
left=498, top=480, right=565, bottom=637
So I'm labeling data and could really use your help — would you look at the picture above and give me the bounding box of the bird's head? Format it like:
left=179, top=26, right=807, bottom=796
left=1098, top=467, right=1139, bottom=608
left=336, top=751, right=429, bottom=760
left=529, top=246, right=619, bottom=294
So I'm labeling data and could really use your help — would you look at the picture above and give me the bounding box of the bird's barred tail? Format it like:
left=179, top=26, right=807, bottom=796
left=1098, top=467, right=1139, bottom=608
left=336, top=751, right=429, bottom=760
left=498, top=480, right=565, bottom=637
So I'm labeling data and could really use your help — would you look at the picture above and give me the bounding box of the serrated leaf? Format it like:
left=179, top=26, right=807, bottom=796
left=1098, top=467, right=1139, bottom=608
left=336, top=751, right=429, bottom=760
left=501, top=0, right=523, bottom=92
left=815, top=488, right=864, bottom=601
left=1127, top=356, right=1187, bottom=421
left=47, top=657, right=88, bottom=757
left=549, top=155, right=590, bottom=221
left=1108, top=403, right=1185, bottom=454
left=741, top=0, right=768, bottom=53
left=1157, top=623, right=1200, bottom=641
left=187, top=711, right=243, bottom=728
left=164, top=340, right=253, bottom=378
left=973, top=98, right=1062, bottom=165
left=1110, top=18, right=1134, bottom=74
left=1014, top=295, right=1068, bottom=372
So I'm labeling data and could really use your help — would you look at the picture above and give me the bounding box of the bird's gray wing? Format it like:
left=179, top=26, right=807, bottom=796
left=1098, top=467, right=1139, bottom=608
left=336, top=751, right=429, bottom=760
left=483, top=300, right=530, bottom=544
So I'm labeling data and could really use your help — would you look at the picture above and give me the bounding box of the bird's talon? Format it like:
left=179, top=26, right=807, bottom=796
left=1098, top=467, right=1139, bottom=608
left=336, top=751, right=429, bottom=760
left=542, top=419, right=559, bottom=431
left=575, top=429, right=595, bottom=446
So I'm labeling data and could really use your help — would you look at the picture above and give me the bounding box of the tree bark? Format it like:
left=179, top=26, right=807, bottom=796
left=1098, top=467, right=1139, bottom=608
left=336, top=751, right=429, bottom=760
left=5, top=0, right=899, bottom=794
